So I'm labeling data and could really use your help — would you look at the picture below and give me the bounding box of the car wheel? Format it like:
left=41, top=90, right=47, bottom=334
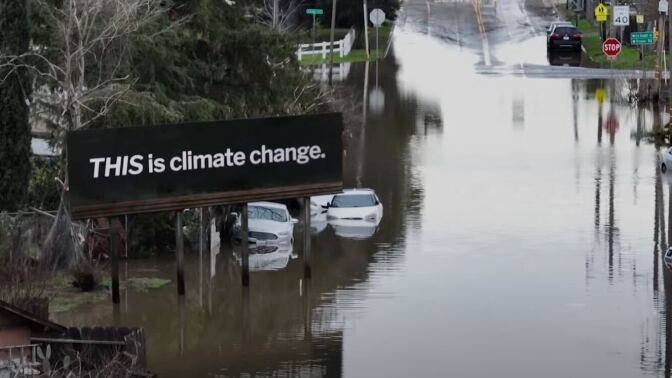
left=663, top=163, right=667, bottom=173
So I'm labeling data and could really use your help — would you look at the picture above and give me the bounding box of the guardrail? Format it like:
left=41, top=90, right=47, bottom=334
left=297, top=28, right=356, bottom=60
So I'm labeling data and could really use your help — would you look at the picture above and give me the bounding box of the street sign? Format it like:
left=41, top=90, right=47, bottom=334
left=660, top=0, right=668, bottom=14
left=66, top=113, right=344, bottom=219
left=636, top=14, right=644, bottom=23
left=631, top=31, right=655, bottom=45
left=595, top=3, right=609, bottom=22
left=306, top=8, right=323, bottom=15
left=369, top=8, right=385, bottom=27
left=613, top=5, right=630, bottom=25
left=602, top=37, right=621, bottom=58
left=656, top=30, right=661, bottom=41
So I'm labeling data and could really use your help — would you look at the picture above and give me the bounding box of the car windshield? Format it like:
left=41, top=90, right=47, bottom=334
left=331, top=194, right=376, bottom=208
left=248, top=206, right=287, bottom=222
left=555, top=27, right=576, bottom=35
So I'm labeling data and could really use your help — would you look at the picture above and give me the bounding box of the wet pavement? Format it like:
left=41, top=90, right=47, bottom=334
left=52, top=1, right=672, bottom=377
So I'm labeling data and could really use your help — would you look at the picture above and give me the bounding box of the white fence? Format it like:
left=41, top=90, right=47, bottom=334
left=297, top=28, right=356, bottom=61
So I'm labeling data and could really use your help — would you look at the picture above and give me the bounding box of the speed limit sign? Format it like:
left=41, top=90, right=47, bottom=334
left=614, top=6, right=630, bottom=26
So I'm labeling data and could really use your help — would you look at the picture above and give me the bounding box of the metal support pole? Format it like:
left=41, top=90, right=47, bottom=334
left=668, top=7, right=672, bottom=102
left=110, top=218, right=120, bottom=304
left=303, top=197, right=312, bottom=279
left=364, top=0, right=370, bottom=59
left=312, top=14, right=317, bottom=47
left=375, top=26, right=379, bottom=60
left=241, top=204, right=250, bottom=287
left=328, top=0, right=338, bottom=86
left=658, top=14, right=666, bottom=97
left=176, top=211, right=185, bottom=296
left=199, top=208, right=204, bottom=308
left=124, top=215, right=128, bottom=258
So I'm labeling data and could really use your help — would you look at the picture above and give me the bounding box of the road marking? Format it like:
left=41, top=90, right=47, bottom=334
left=520, top=0, right=536, bottom=35
left=472, top=0, right=492, bottom=66
left=426, top=0, right=431, bottom=36
left=453, top=0, right=462, bottom=47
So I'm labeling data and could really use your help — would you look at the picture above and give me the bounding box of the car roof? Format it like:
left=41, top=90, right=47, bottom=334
left=553, top=24, right=577, bottom=30
left=249, top=201, right=288, bottom=210
left=336, top=188, right=376, bottom=195
left=552, top=21, right=573, bottom=25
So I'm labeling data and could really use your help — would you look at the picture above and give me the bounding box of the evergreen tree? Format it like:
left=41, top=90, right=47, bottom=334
left=0, top=0, right=32, bottom=211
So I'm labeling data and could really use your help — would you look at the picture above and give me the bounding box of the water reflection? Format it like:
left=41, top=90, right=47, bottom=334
left=328, top=218, right=381, bottom=240
left=547, top=51, right=581, bottom=67
left=232, top=244, right=295, bottom=272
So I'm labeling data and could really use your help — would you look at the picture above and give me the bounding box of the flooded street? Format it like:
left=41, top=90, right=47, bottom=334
left=53, top=1, right=672, bottom=377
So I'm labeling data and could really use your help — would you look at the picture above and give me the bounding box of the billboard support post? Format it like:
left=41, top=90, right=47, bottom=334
left=304, top=197, right=312, bottom=279
left=241, top=203, right=250, bottom=287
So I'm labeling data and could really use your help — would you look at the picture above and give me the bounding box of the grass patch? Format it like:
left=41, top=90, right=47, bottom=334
left=127, top=277, right=171, bottom=291
left=50, top=291, right=108, bottom=313
left=299, top=49, right=385, bottom=64
left=47, top=274, right=171, bottom=313
left=299, top=24, right=392, bottom=65
left=101, top=276, right=171, bottom=291
left=572, top=20, right=669, bottom=69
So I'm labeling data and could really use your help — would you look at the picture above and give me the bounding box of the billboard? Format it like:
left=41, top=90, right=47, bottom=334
left=67, top=113, right=343, bottom=219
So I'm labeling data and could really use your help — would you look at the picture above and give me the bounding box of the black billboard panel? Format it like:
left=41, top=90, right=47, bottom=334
left=67, top=113, right=343, bottom=219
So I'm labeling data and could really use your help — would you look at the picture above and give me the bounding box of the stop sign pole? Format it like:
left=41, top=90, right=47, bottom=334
left=602, top=37, right=622, bottom=60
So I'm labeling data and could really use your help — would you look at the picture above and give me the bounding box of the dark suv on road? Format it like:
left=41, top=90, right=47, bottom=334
left=547, top=25, right=582, bottom=52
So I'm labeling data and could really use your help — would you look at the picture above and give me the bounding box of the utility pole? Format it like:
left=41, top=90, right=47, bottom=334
left=328, top=0, right=338, bottom=86
left=363, top=0, right=370, bottom=59
left=657, top=14, right=666, bottom=97
left=669, top=3, right=672, bottom=100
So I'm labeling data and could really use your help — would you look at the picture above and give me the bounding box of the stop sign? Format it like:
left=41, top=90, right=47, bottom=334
left=602, top=38, right=622, bottom=58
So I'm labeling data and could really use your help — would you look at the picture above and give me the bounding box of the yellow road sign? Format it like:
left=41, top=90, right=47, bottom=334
left=636, top=14, right=644, bottom=23
left=595, top=3, right=609, bottom=22
left=596, top=89, right=607, bottom=104
left=656, top=31, right=660, bottom=41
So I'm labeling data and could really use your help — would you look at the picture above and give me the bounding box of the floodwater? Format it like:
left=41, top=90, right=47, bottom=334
left=54, top=6, right=672, bottom=378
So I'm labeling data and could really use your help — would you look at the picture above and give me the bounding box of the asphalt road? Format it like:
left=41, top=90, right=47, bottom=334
left=395, top=0, right=665, bottom=79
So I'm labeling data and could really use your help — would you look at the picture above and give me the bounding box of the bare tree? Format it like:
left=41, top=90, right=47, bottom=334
left=1, top=0, right=175, bottom=135
left=0, top=0, right=176, bottom=273
left=257, top=0, right=306, bottom=32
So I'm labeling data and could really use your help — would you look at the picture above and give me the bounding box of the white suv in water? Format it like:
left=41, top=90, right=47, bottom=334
left=325, top=189, right=383, bottom=222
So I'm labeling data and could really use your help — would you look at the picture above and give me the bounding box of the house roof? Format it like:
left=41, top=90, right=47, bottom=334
left=0, top=299, right=66, bottom=333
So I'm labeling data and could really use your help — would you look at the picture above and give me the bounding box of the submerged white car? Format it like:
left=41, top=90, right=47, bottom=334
left=234, top=202, right=298, bottom=245
left=325, top=189, right=383, bottom=223
left=665, top=247, right=672, bottom=270
left=662, top=147, right=672, bottom=173
left=310, top=194, right=334, bottom=216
